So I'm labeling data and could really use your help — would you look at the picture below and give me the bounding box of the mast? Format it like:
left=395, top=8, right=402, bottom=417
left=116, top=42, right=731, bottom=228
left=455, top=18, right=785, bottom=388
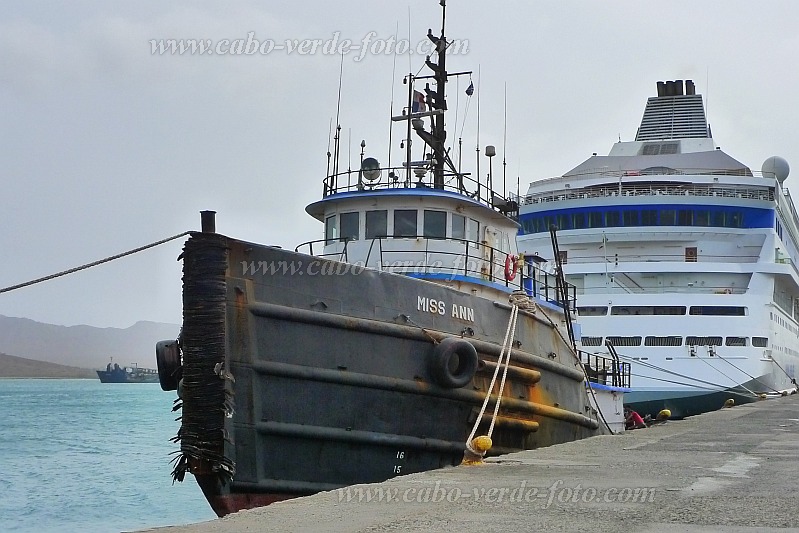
left=425, top=0, right=448, bottom=189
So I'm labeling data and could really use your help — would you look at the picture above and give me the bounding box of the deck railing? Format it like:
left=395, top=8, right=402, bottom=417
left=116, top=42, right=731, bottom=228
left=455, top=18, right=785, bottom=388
left=322, top=165, right=517, bottom=216
left=521, top=182, right=774, bottom=206
left=295, top=235, right=576, bottom=312
left=579, top=349, right=630, bottom=388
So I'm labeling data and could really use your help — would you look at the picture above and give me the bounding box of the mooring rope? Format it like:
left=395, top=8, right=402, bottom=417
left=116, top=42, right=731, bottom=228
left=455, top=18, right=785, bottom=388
left=0, top=231, right=191, bottom=295
left=463, top=299, right=519, bottom=462
left=767, top=356, right=799, bottom=391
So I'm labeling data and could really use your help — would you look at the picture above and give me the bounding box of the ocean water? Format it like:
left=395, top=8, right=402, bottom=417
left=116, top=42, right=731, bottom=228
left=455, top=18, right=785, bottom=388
left=0, top=379, right=217, bottom=532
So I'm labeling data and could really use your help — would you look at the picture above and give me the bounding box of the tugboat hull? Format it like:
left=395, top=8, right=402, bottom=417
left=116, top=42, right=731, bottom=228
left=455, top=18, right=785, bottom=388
left=172, top=232, right=604, bottom=516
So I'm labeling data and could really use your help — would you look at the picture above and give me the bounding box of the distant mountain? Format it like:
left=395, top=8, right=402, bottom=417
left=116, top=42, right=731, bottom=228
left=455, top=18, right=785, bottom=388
left=0, top=352, right=97, bottom=378
left=0, top=315, right=180, bottom=370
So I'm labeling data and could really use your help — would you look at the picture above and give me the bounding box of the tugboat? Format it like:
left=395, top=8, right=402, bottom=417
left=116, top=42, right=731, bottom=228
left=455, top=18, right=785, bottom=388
left=156, top=2, right=628, bottom=516
left=97, top=360, right=159, bottom=383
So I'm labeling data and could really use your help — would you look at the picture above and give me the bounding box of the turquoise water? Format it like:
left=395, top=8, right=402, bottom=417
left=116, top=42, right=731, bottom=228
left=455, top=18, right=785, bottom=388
left=0, top=379, right=216, bottom=532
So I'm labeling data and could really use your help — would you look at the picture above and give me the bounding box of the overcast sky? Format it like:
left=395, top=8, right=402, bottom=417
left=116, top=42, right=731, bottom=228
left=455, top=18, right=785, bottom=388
left=2, top=1, right=798, bottom=328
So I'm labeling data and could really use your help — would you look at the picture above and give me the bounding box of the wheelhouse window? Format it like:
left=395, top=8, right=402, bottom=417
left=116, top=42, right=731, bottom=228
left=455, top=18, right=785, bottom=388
left=423, top=210, right=447, bottom=239
left=393, top=210, right=417, bottom=237
left=452, top=214, right=466, bottom=240
left=366, top=210, right=387, bottom=240
left=340, top=212, right=359, bottom=242
left=325, top=215, right=338, bottom=244
left=466, top=218, right=480, bottom=248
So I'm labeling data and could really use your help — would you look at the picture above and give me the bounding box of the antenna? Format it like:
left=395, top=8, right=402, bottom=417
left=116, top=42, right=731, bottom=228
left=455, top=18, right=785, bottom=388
left=407, top=6, right=412, bottom=74
left=503, top=82, right=507, bottom=198
left=332, top=52, right=345, bottom=185
left=475, top=65, right=481, bottom=201
left=387, top=20, right=399, bottom=169
left=325, top=117, right=333, bottom=194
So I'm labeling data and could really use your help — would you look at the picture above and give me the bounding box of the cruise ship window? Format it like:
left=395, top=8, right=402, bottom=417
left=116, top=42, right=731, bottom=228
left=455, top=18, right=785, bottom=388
left=340, top=212, right=360, bottom=242
left=641, top=210, right=657, bottom=226
left=752, top=337, right=768, bottom=347
left=556, top=214, right=571, bottom=230
left=623, top=211, right=639, bottom=226
left=393, top=210, right=417, bottom=237
left=325, top=215, right=338, bottom=244
left=423, top=210, right=447, bottom=239
left=678, top=210, right=693, bottom=226
left=660, top=209, right=676, bottom=225
left=729, top=212, right=743, bottom=228
left=712, top=211, right=726, bottom=227
left=686, top=336, right=723, bottom=346
left=645, top=336, right=683, bottom=347
left=572, top=213, right=586, bottom=230
left=366, top=210, right=387, bottom=240
left=606, top=211, right=620, bottom=227
left=695, top=210, right=710, bottom=227
left=580, top=337, right=603, bottom=346
left=578, top=306, right=608, bottom=316
left=589, top=212, right=603, bottom=228
left=606, top=336, right=642, bottom=347
left=725, top=337, right=747, bottom=347
left=452, top=214, right=466, bottom=240
left=689, top=306, right=746, bottom=316
left=612, top=306, right=685, bottom=315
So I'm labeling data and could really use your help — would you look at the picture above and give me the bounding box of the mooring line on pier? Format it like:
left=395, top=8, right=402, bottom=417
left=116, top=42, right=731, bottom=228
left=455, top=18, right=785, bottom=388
left=0, top=231, right=191, bottom=295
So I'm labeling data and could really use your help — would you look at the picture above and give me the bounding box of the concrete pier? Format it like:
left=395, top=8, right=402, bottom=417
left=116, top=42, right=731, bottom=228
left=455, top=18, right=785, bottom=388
left=146, top=395, right=799, bottom=532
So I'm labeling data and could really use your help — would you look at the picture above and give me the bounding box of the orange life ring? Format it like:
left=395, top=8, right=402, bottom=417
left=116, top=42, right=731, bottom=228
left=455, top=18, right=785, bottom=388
left=504, top=254, right=518, bottom=281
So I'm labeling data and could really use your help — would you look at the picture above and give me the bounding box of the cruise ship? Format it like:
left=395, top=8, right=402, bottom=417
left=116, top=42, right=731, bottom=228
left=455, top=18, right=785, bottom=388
left=516, top=79, right=799, bottom=418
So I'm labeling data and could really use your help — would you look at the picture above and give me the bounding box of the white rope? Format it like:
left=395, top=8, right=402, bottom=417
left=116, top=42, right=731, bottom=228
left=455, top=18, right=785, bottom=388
left=488, top=304, right=518, bottom=437
left=465, top=301, right=519, bottom=451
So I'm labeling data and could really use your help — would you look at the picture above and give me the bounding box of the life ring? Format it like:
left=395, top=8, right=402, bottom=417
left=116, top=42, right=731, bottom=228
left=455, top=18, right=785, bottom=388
left=504, top=254, right=519, bottom=281
left=429, top=338, right=478, bottom=388
left=155, top=340, right=182, bottom=392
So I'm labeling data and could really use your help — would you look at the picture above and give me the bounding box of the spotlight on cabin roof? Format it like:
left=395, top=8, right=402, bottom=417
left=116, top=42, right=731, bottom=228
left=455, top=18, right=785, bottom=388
left=361, top=157, right=381, bottom=181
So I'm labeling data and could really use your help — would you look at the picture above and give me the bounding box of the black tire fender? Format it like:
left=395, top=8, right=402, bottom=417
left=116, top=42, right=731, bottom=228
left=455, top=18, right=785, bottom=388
left=429, top=337, right=478, bottom=388
left=156, top=340, right=181, bottom=392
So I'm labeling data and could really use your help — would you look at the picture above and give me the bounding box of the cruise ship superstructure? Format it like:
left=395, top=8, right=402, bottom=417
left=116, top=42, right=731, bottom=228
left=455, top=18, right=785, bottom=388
left=516, top=79, right=799, bottom=417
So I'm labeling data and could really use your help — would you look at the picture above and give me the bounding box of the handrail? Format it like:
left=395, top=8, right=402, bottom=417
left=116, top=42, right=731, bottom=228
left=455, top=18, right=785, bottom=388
left=579, top=349, right=631, bottom=388
left=295, top=235, right=577, bottom=312
left=522, top=183, right=775, bottom=206
left=322, top=164, right=517, bottom=215
left=530, top=167, right=775, bottom=188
